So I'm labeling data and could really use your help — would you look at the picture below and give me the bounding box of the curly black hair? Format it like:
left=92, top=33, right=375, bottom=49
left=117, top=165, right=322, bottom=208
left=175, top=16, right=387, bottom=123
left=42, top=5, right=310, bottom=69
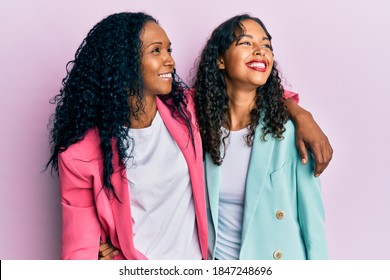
left=47, top=12, right=193, bottom=199
left=194, top=14, right=288, bottom=165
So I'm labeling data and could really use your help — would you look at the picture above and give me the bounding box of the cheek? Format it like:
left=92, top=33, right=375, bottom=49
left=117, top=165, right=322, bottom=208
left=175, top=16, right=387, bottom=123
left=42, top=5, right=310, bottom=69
left=142, top=61, right=158, bottom=80
left=141, top=60, right=153, bottom=74
left=141, top=56, right=161, bottom=72
left=228, top=56, right=245, bottom=74
left=268, top=60, right=274, bottom=73
left=140, top=67, right=149, bottom=83
left=268, top=55, right=274, bottom=67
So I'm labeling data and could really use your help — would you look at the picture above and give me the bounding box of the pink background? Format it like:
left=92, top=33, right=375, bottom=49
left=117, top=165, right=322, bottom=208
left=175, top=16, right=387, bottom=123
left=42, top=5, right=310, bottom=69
left=1, top=0, right=389, bottom=259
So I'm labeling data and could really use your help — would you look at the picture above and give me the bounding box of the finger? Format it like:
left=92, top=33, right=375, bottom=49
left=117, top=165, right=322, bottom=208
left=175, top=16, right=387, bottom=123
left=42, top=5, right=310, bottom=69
left=315, top=152, right=328, bottom=176
left=99, top=243, right=111, bottom=253
left=111, top=250, right=119, bottom=257
left=317, top=161, right=329, bottom=177
left=311, top=144, right=325, bottom=177
left=101, top=247, right=115, bottom=257
left=315, top=139, right=333, bottom=176
left=99, top=250, right=119, bottom=260
left=99, top=254, right=112, bottom=260
left=324, top=142, right=334, bottom=165
left=297, top=139, right=308, bottom=165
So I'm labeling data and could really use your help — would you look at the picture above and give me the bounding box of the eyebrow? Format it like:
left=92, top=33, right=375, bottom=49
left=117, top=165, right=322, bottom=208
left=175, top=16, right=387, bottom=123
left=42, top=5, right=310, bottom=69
left=145, top=41, right=171, bottom=48
left=238, top=34, right=270, bottom=41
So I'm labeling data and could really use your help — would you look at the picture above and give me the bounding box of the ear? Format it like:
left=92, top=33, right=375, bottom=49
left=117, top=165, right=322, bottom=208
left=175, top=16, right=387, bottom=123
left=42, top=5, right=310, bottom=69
left=217, top=56, right=225, bottom=70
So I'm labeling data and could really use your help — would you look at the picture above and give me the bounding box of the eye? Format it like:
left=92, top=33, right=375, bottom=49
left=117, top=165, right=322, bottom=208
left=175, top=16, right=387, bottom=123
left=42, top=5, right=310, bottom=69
left=262, top=44, right=271, bottom=49
left=168, top=47, right=173, bottom=53
left=151, top=47, right=161, bottom=54
left=239, top=41, right=252, bottom=46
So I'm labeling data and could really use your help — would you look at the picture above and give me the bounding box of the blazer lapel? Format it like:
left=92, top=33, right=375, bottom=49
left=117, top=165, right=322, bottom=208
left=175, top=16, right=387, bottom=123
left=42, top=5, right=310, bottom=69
left=156, top=97, right=208, bottom=259
left=204, top=154, right=220, bottom=233
left=156, top=97, right=187, bottom=151
left=110, top=158, right=147, bottom=259
left=241, top=125, right=275, bottom=245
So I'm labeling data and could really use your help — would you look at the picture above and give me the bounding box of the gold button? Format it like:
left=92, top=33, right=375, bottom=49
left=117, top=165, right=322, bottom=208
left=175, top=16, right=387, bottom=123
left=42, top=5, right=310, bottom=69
left=276, top=210, right=285, bottom=220
left=273, top=250, right=283, bottom=260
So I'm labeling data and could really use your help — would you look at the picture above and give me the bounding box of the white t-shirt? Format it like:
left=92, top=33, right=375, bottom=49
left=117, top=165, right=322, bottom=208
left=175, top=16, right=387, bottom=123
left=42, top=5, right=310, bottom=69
left=126, top=111, right=201, bottom=260
left=215, top=127, right=252, bottom=260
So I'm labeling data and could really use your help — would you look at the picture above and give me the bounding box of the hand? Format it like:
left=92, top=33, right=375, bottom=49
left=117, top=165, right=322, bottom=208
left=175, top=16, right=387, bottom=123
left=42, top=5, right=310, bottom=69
left=99, top=242, right=119, bottom=260
left=294, top=110, right=333, bottom=177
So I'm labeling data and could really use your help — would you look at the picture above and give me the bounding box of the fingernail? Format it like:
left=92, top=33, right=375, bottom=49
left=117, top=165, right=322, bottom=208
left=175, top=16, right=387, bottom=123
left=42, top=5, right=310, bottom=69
left=113, top=250, right=119, bottom=256
left=302, top=159, right=307, bottom=164
left=315, top=174, right=320, bottom=177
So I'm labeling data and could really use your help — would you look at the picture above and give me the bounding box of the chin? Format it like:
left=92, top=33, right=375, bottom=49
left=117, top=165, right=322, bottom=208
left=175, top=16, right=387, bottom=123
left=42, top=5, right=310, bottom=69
left=158, top=90, right=172, bottom=95
left=253, top=81, right=267, bottom=88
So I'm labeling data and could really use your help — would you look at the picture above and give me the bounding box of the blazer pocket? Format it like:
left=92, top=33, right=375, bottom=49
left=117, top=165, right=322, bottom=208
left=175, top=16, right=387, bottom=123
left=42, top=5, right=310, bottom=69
left=270, top=161, right=292, bottom=190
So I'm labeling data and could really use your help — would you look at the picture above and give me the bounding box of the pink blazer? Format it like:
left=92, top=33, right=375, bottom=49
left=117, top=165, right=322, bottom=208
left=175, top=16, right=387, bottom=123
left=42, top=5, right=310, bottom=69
left=58, top=92, right=208, bottom=259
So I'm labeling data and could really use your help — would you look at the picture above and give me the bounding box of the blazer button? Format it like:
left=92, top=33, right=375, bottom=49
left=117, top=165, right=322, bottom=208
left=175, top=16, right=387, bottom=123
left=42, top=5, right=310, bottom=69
left=276, top=210, right=285, bottom=220
left=273, top=250, right=283, bottom=260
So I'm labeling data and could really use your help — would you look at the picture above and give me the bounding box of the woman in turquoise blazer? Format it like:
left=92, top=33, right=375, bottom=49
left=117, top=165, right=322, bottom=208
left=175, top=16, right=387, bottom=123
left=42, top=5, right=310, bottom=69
left=204, top=120, right=327, bottom=259
left=194, top=14, right=328, bottom=260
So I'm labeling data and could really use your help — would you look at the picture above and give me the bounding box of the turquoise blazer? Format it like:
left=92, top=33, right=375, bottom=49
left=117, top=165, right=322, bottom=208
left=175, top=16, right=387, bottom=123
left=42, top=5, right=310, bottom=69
left=205, top=120, right=328, bottom=260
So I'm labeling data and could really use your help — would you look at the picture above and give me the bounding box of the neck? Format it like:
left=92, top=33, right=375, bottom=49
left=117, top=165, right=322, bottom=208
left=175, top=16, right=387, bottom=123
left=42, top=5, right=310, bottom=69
left=129, top=95, right=157, bottom=129
left=226, top=88, right=257, bottom=131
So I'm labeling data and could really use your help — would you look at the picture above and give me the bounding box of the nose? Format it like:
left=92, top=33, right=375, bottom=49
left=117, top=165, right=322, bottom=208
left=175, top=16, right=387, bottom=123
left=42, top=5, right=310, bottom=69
left=164, top=53, right=175, bottom=68
left=254, top=48, right=265, bottom=56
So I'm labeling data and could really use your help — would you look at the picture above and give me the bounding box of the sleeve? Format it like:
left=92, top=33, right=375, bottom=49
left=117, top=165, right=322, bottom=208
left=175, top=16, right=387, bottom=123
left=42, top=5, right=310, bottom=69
left=58, top=152, right=101, bottom=260
left=283, top=90, right=299, bottom=104
left=296, top=155, right=328, bottom=259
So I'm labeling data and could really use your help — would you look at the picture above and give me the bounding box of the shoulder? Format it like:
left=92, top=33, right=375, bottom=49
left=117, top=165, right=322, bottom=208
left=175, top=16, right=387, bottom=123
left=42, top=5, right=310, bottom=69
left=275, top=120, right=297, bottom=154
left=255, top=119, right=297, bottom=161
left=186, top=88, right=196, bottom=99
left=185, top=88, right=196, bottom=112
left=258, top=119, right=296, bottom=145
left=61, top=128, right=102, bottom=161
left=283, top=119, right=296, bottom=140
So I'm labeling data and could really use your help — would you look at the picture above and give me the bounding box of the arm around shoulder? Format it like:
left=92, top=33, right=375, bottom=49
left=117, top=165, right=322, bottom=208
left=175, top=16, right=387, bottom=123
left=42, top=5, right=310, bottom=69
left=285, top=98, right=333, bottom=177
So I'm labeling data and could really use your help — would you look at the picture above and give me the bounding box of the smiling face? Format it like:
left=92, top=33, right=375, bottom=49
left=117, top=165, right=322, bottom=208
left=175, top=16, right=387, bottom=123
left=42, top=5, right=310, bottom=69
left=140, top=21, right=175, bottom=97
left=218, top=19, right=274, bottom=92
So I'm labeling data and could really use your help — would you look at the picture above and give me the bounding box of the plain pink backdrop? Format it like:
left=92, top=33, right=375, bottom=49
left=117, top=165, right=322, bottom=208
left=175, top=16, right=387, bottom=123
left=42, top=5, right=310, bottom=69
left=1, top=0, right=389, bottom=259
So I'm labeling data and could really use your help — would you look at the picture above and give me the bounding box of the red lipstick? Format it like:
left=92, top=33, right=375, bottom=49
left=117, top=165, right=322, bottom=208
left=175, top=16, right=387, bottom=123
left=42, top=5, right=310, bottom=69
left=245, top=60, right=267, bottom=72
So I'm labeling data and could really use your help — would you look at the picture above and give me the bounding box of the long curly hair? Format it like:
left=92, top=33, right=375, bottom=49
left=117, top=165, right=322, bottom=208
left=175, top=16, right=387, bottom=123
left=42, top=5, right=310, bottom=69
left=194, top=14, right=288, bottom=165
left=47, top=12, right=193, bottom=198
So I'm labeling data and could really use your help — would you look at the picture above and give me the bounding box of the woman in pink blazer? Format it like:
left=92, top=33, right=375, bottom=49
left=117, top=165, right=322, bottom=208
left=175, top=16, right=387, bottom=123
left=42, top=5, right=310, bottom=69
left=47, top=12, right=332, bottom=260
left=47, top=12, right=207, bottom=260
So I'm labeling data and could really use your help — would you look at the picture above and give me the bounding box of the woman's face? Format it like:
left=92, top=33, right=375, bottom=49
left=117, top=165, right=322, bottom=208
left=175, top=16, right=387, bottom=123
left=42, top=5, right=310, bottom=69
left=140, top=21, right=175, bottom=97
left=218, top=19, right=274, bottom=92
